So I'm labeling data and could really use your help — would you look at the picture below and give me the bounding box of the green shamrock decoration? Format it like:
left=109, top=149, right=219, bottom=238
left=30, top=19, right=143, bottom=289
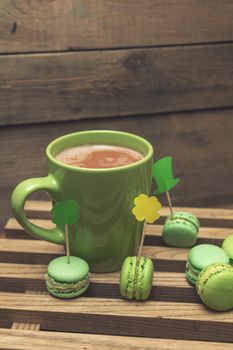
left=152, top=156, right=180, bottom=195
left=51, top=200, right=80, bottom=264
left=51, top=200, right=80, bottom=226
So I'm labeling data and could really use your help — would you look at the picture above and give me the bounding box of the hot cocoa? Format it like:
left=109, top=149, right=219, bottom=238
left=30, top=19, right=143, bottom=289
left=56, top=144, right=143, bottom=169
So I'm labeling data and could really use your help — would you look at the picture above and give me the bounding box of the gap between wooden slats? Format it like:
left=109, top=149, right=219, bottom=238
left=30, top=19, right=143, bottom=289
left=0, top=263, right=189, bottom=287
left=0, top=237, right=225, bottom=272
left=4, top=218, right=232, bottom=246
left=0, top=237, right=223, bottom=261
left=24, top=200, right=233, bottom=220
left=0, top=236, right=192, bottom=271
left=0, top=293, right=232, bottom=342
left=0, top=263, right=200, bottom=303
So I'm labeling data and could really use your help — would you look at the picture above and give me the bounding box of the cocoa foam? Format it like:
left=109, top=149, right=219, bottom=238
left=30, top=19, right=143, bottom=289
left=55, top=144, right=143, bottom=169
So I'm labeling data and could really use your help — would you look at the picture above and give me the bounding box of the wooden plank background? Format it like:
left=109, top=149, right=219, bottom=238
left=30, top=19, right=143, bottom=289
left=0, top=0, right=233, bottom=228
left=1, top=44, right=233, bottom=126
left=1, top=0, right=233, bottom=53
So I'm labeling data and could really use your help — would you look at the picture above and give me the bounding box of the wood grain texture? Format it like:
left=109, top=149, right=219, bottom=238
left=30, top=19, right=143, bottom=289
left=5, top=217, right=232, bottom=246
left=0, top=237, right=187, bottom=260
left=0, top=263, right=189, bottom=288
left=0, top=237, right=224, bottom=272
left=1, top=108, right=233, bottom=212
left=1, top=44, right=233, bottom=126
left=4, top=292, right=215, bottom=319
left=1, top=329, right=232, bottom=350
left=0, top=264, right=198, bottom=303
left=1, top=0, right=233, bottom=54
left=0, top=293, right=232, bottom=342
left=21, top=200, right=233, bottom=230
left=24, top=200, right=233, bottom=220
left=2, top=204, right=230, bottom=300
left=1, top=205, right=233, bottom=346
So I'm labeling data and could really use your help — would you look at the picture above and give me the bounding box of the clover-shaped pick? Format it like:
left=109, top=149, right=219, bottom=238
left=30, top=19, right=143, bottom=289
left=152, top=156, right=180, bottom=217
left=132, top=194, right=161, bottom=224
left=132, top=193, right=162, bottom=257
left=52, top=200, right=80, bottom=226
left=51, top=200, right=80, bottom=263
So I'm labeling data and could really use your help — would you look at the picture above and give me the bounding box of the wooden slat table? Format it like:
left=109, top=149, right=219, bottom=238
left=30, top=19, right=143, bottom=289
left=0, top=201, right=233, bottom=349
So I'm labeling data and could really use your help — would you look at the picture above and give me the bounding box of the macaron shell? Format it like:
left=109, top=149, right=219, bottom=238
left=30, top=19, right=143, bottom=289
left=188, top=244, right=230, bottom=272
left=196, top=263, right=230, bottom=295
left=185, top=261, right=199, bottom=285
left=135, top=257, right=154, bottom=300
left=163, top=219, right=197, bottom=248
left=119, top=256, right=137, bottom=300
left=119, top=256, right=154, bottom=300
left=196, top=263, right=233, bottom=311
left=47, top=256, right=89, bottom=282
left=46, top=256, right=90, bottom=299
left=222, top=234, right=233, bottom=263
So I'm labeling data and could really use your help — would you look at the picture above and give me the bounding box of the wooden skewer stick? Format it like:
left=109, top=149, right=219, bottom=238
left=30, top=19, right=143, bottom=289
left=65, top=224, right=70, bottom=264
left=137, top=221, right=147, bottom=258
left=166, top=191, right=174, bottom=218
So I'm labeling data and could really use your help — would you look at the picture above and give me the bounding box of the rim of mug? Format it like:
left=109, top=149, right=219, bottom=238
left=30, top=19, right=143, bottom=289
left=46, top=130, right=153, bottom=173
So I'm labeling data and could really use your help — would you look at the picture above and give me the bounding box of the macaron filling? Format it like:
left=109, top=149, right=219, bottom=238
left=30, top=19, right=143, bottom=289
left=126, top=258, right=137, bottom=299
left=166, top=212, right=200, bottom=231
left=133, top=258, right=141, bottom=296
left=135, top=257, right=147, bottom=300
left=168, top=216, right=199, bottom=231
left=186, top=261, right=200, bottom=277
left=45, top=273, right=89, bottom=295
left=185, top=261, right=200, bottom=284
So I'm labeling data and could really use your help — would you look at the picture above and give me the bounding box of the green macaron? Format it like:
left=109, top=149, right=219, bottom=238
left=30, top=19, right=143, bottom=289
left=162, top=211, right=200, bottom=248
left=119, top=256, right=154, bottom=300
left=222, top=234, right=233, bottom=265
left=196, top=263, right=233, bottom=311
left=45, top=256, right=90, bottom=298
left=186, top=244, right=230, bottom=285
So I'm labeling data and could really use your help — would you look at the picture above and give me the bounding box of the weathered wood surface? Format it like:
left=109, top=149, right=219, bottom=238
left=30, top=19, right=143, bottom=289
left=1, top=329, right=232, bottom=350
left=0, top=262, right=190, bottom=288
left=0, top=235, right=193, bottom=271
left=1, top=0, right=233, bottom=54
left=1, top=44, right=233, bottom=126
left=0, top=201, right=232, bottom=346
left=1, top=291, right=232, bottom=322
left=23, top=200, right=233, bottom=222
left=1, top=292, right=233, bottom=343
left=0, top=263, right=198, bottom=303
left=1, top=108, right=233, bottom=214
left=0, top=239, right=212, bottom=266
left=5, top=217, right=233, bottom=244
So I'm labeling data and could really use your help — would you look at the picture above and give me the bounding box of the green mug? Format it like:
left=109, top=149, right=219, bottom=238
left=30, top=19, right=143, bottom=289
left=11, top=130, right=153, bottom=272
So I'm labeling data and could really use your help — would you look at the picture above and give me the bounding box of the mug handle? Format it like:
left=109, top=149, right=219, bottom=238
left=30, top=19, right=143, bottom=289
left=11, top=175, right=65, bottom=245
